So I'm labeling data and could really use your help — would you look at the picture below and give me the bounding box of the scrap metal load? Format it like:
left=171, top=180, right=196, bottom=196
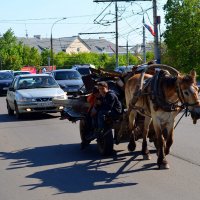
left=53, top=63, right=180, bottom=113
left=53, top=66, right=126, bottom=115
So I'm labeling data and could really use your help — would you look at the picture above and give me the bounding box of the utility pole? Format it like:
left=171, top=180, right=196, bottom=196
left=115, top=1, right=119, bottom=68
left=50, top=17, right=66, bottom=66
left=94, top=0, right=153, bottom=67
left=126, top=40, right=129, bottom=65
left=142, top=15, right=146, bottom=63
left=119, top=43, right=135, bottom=65
left=152, top=0, right=160, bottom=63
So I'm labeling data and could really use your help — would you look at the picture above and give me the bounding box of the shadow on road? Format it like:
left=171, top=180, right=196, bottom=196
left=0, top=113, right=60, bottom=123
left=0, top=143, right=157, bottom=194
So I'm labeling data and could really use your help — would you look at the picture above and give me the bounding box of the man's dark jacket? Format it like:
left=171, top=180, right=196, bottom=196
left=99, top=90, right=122, bottom=114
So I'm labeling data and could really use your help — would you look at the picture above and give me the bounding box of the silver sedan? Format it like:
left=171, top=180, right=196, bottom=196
left=6, top=74, right=67, bottom=119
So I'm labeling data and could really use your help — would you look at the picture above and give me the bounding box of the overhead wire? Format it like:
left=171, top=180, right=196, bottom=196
left=1, top=2, right=159, bottom=48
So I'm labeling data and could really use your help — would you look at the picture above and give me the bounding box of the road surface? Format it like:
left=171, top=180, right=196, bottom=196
left=0, top=96, right=200, bottom=200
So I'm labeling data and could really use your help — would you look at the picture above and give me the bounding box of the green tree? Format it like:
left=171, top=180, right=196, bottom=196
left=21, top=45, right=41, bottom=67
left=41, top=49, right=51, bottom=66
left=0, top=29, right=42, bottom=70
left=163, top=0, right=200, bottom=73
left=0, top=29, right=22, bottom=70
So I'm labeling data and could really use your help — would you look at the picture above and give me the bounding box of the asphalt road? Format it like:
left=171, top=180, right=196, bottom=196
left=0, top=96, right=200, bottom=200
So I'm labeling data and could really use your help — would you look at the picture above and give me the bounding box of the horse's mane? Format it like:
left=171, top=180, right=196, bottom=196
left=162, top=74, right=196, bottom=90
left=163, top=73, right=196, bottom=88
left=162, top=75, right=177, bottom=87
left=182, top=74, right=196, bottom=84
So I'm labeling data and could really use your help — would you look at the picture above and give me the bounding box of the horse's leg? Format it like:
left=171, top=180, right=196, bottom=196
left=127, top=110, right=137, bottom=152
left=156, top=127, right=170, bottom=169
left=165, top=125, right=174, bottom=155
left=152, top=119, right=170, bottom=169
left=141, top=117, right=152, bottom=160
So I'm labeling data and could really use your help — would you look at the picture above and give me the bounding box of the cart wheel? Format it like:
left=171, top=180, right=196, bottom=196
left=79, top=119, right=91, bottom=145
left=97, top=129, right=114, bottom=156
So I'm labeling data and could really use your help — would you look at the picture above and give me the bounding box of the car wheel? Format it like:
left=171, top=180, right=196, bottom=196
left=14, top=102, right=22, bottom=119
left=6, top=100, right=14, bottom=116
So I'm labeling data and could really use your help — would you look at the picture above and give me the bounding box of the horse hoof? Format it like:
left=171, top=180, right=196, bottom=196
left=158, top=163, right=170, bottom=169
left=128, top=143, right=136, bottom=152
left=143, top=154, right=151, bottom=160
left=114, top=138, right=120, bottom=145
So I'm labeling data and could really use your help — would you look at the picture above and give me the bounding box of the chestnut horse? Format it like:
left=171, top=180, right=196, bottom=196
left=125, top=68, right=200, bottom=169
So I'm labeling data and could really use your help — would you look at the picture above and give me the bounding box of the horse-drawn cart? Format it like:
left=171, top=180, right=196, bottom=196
left=52, top=66, right=157, bottom=156
left=52, top=69, right=124, bottom=156
left=53, top=64, right=200, bottom=169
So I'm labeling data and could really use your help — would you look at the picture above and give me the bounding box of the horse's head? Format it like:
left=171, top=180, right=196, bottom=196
left=178, top=70, right=200, bottom=124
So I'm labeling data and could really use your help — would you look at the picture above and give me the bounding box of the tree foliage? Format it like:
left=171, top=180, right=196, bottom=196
left=0, top=29, right=21, bottom=70
left=0, top=29, right=42, bottom=70
left=163, top=0, right=200, bottom=73
left=0, top=29, right=154, bottom=71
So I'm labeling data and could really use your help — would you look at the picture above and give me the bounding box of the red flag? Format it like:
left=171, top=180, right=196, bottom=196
left=144, top=24, right=155, bottom=36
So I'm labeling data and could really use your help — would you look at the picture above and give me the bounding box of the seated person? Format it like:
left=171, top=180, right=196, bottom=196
left=86, top=86, right=101, bottom=130
left=19, top=80, right=29, bottom=89
left=87, top=86, right=101, bottom=116
left=41, top=77, right=51, bottom=87
left=96, top=81, right=122, bottom=132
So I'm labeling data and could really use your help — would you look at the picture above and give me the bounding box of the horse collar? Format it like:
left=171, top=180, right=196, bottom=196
left=150, top=70, right=179, bottom=112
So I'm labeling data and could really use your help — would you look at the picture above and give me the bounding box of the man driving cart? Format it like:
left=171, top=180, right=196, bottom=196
left=96, top=81, right=122, bottom=132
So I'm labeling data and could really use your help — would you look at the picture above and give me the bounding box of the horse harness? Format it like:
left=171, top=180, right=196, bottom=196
left=150, top=70, right=180, bottom=112
left=131, top=69, right=198, bottom=113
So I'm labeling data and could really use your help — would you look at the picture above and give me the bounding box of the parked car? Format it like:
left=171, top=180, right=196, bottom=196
left=114, top=65, right=134, bottom=74
left=71, top=64, right=95, bottom=76
left=13, top=71, right=31, bottom=76
left=51, top=69, right=84, bottom=94
left=0, top=71, right=14, bottom=96
left=6, top=74, right=67, bottom=119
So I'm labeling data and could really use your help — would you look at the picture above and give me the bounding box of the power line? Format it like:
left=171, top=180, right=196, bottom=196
left=79, top=32, right=115, bottom=35
left=0, top=14, right=97, bottom=22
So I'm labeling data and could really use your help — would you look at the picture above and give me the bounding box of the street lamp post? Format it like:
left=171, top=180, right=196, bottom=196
left=50, top=17, right=66, bottom=66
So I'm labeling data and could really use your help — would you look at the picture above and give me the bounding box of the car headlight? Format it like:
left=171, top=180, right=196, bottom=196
left=16, top=94, right=36, bottom=102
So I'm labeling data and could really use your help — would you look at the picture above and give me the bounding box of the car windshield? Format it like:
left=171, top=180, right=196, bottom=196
left=17, top=76, right=59, bottom=89
left=0, top=72, right=13, bottom=80
left=14, top=71, right=30, bottom=76
left=115, top=66, right=133, bottom=73
left=77, top=68, right=90, bottom=76
left=55, top=71, right=81, bottom=80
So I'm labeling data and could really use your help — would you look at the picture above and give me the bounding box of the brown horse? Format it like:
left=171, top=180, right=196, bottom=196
left=125, top=68, right=200, bottom=169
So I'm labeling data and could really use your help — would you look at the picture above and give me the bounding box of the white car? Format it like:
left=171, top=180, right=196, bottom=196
left=6, top=74, right=67, bottom=119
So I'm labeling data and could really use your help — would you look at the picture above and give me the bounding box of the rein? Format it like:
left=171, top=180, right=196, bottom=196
left=174, top=109, right=190, bottom=129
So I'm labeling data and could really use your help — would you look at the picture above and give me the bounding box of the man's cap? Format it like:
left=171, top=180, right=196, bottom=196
left=97, top=81, right=108, bottom=88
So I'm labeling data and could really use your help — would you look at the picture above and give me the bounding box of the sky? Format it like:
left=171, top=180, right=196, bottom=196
left=0, top=0, right=167, bottom=46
